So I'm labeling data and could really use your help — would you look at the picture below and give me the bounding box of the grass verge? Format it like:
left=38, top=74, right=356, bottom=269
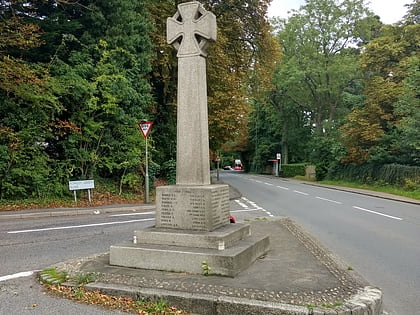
left=318, top=180, right=420, bottom=200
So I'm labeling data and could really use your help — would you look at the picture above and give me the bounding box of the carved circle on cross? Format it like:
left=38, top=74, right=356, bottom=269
left=167, top=1, right=217, bottom=58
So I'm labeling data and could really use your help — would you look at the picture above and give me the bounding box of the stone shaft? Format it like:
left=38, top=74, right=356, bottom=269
left=176, top=56, right=210, bottom=185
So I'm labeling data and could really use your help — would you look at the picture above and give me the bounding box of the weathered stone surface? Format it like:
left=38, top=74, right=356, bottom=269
left=156, top=184, right=230, bottom=231
left=167, top=1, right=216, bottom=186
left=109, top=234, right=269, bottom=277
left=134, top=223, right=251, bottom=249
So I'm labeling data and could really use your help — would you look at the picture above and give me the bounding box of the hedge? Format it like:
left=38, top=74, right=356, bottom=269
left=281, top=163, right=306, bottom=178
left=326, top=163, right=420, bottom=187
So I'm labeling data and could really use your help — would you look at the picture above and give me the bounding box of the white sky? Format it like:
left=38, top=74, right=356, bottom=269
left=268, top=0, right=412, bottom=24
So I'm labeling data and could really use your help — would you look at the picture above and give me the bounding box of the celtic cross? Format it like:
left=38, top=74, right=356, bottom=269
left=167, top=1, right=216, bottom=57
left=166, top=2, right=217, bottom=186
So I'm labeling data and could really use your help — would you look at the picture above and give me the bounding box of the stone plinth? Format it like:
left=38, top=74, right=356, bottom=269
left=156, top=184, right=230, bottom=232
left=134, top=223, right=251, bottom=250
left=110, top=223, right=269, bottom=277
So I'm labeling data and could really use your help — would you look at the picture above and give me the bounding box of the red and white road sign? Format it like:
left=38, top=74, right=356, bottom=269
left=138, top=121, right=153, bottom=138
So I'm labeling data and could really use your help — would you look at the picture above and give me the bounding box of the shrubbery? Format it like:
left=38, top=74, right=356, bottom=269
left=326, top=163, right=420, bottom=190
left=281, top=163, right=307, bottom=178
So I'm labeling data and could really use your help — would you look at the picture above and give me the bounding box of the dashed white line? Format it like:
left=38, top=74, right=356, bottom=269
left=109, top=211, right=155, bottom=217
left=264, top=183, right=274, bottom=186
left=7, top=218, right=155, bottom=234
left=231, top=209, right=262, bottom=213
left=276, top=186, right=290, bottom=190
left=0, top=270, right=38, bottom=282
left=293, top=190, right=309, bottom=196
left=315, top=197, right=342, bottom=204
left=255, top=180, right=263, bottom=183
left=352, top=206, right=402, bottom=221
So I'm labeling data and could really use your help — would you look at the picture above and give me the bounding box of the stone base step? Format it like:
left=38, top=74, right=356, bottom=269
left=134, top=223, right=251, bottom=250
left=110, top=233, right=269, bottom=277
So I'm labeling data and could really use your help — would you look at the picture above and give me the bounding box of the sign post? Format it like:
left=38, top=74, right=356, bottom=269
left=215, top=155, right=221, bottom=181
left=138, top=121, right=153, bottom=203
left=69, top=180, right=95, bottom=202
left=276, top=153, right=281, bottom=177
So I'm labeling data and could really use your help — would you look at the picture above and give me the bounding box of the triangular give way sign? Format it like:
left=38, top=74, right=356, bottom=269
left=138, top=121, right=153, bottom=138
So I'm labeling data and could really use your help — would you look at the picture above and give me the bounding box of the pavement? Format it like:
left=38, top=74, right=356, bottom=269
left=1, top=177, right=415, bottom=314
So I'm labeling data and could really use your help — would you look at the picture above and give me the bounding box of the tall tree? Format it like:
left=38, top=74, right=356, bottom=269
left=267, top=0, right=376, bottom=166
left=340, top=3, right=420, bottom=165
left=0, top=5, right=62, bottom=198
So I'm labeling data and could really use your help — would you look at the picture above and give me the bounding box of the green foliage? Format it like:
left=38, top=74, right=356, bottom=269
left=0, top=0, right=154, bottom=200
left=75, top=273, right=96, bottom=286
left=281, top=164, right=307, bottom=178
left=161, top=159, right=176, bottom=185
left=145, top=299, right=169, bottom=314
left=201, top=261, right=211, bottom=276
left=327, top=163, right=420, bottom=188
left=39, top=268, right=68, bottom=285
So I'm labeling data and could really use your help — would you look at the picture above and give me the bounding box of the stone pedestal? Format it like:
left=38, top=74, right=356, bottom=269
left=109, top=184, right=270, bottom=276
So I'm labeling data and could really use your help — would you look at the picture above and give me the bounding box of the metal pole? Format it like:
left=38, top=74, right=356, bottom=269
left=145, top=136, right=149, bottom=204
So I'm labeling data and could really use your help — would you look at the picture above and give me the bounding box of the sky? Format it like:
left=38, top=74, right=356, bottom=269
left=267, top=0, right=412, bottom=24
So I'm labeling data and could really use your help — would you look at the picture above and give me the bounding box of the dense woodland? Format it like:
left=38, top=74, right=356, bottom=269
left=0, top=0, right=419, bottom=201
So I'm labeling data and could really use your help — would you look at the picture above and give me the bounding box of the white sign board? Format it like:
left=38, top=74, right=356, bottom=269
left=69, top=180, right=95, bottom=191
left=276, top=153, right=281, bottom=160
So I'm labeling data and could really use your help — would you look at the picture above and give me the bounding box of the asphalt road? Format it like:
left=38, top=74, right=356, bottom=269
left=219, top=171, right=420, bottom=315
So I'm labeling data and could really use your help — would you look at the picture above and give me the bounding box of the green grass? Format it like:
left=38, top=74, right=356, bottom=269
left=318, top=180, right=420, bottom=200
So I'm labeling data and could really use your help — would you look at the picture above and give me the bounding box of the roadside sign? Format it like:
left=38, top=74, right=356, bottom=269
left=69, top=180, right=94, bottom=191
left=276, top=153, right=281, bottom=160
left=138, top=121, right=153, bottom=138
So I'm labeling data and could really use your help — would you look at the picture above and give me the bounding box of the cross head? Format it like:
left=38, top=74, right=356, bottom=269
left=167, top=1, right=217, bottom=57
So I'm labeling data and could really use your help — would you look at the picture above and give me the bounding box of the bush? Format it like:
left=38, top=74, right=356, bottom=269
left=161, top=159, right=176, bottom=185
left=326, top=163, right=420, bottom=188
left=281, top=163, right=306, bottom=178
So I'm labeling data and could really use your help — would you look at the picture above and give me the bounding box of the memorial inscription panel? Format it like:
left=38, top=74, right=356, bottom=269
left=156, top=185, right=229, bottom=231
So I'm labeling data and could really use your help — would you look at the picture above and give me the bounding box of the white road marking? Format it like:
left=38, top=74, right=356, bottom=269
left=352, top=206, right=402, bottom=221
left=231, top=209, right=262, bottom=213
left=276, top=186, right=290, bottom=190
left=7, top=218, right=155, bottom=234
left=255, top=180, right=263, bottom=183
left=109, top=211, right=155, bottom=217
left=235, top=200, right=249, bottom=208
left=0, top=270, right=38, bottom=282
left=293, top=190, right=309, bottom=196
left=316, top=197, right=342, bottom=204
left=264, top=183, right=274, bottom=186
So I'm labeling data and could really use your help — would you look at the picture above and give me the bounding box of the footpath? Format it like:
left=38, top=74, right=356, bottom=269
left=1, top=179, right=416, bottom=314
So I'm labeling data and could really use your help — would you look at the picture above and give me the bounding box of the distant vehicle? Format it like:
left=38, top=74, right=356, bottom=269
left=233, top=159, right=242, bottom=170
left=223, top=165, right=233, bottom=170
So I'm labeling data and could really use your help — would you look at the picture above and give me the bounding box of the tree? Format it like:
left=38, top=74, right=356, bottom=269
left=262, top=0, right=376, bottom=170
left=340, top=6, right=420, bottom=165
left=0, top=7, right=62, bottom=198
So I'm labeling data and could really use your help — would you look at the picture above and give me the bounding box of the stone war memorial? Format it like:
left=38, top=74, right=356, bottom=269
left=110, top=1, right=269, bottom=277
